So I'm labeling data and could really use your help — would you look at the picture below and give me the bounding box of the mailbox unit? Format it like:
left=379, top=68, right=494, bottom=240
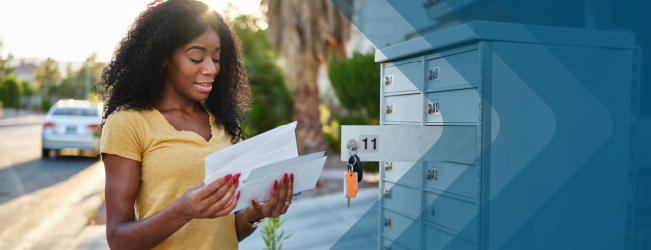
left=341, top=21, right=636, bottom=250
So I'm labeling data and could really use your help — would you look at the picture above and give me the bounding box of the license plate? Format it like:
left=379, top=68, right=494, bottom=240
left=66, top=126, right=77, bottom=134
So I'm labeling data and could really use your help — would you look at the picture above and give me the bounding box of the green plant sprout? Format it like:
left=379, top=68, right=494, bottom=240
left=261, top=216, right=292, bottom=250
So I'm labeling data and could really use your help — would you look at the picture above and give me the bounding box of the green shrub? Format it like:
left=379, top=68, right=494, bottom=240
left=0, top=85, right=7, bottom=109
left=21, top=80, right=34, bottom=96
left=41, top=97, right=51, bottom=112
left=328, top=51, right=380, bottom=120
left=0, top=76, right=20, bottom=110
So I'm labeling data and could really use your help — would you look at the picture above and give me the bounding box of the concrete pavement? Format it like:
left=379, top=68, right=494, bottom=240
left=0, top=160, right=105, bottom=250
left=239, top=187, right=379, bottom=249
left=0, top=116, right=106, bottom=250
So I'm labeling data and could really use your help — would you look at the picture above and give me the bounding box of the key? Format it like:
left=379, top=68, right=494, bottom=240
left=352, top=155, right=363, bottom=182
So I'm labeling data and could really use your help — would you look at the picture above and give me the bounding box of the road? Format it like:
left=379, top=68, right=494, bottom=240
left=0, top=118, right=106, bottom=250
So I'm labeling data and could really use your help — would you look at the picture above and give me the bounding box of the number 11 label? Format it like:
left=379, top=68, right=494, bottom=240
left=358, top=135, right=379, bottom=153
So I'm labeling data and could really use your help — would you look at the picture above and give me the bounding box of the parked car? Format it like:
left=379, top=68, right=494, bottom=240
left=42, top=99, right=103, bottom=158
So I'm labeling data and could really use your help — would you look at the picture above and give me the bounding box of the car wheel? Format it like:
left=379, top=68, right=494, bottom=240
left=42, top=148, right=50, bottom=159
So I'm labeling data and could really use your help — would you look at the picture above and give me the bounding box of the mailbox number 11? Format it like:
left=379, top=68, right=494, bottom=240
left=358, top=135, right=379, bottom=153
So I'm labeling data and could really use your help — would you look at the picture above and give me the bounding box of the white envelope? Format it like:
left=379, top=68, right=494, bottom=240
left=233, top=156, right=328, bottom=211
left=203, top=121, right=298, bottom=185
left=202, top=121, right=328, bottom=214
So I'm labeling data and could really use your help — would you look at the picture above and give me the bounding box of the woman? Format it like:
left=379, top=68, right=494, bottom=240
left=98, top=0, right=294, bottom=249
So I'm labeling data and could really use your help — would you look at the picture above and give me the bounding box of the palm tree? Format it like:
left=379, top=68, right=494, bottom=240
left=262, top=0, right=352, bottom=154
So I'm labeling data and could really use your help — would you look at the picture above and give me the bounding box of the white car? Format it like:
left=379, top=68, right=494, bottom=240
left=42, top=99, right=103, bottom=158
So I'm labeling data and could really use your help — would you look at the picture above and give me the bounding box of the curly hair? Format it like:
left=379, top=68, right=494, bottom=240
left=98, top=0, right=252, bottom=143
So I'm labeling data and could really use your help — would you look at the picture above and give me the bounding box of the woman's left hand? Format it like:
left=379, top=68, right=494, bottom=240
left=247, top=173, right=294, bottom=220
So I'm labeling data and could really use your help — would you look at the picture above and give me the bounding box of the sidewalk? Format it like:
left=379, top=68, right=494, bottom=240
left=0, top=109, right=45, bottom=127
left=239, top=187, right=379, bottom=249
left=72, top=187, right=380, bottom=250
left=0, top=161, right=105, bottom=250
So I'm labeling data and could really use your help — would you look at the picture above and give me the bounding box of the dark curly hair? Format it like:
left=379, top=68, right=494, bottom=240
left=98, top=0, right=252, bottom=143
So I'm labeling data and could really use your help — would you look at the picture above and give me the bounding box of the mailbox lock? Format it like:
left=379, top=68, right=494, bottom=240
left=431, top=207, right=435, bottom=217
left=383, top=217, right=393, bottom=229
left=346, top=139, right=359, bottom=155
left=426, top=167, right=439, bottom=181
left=384, top=104, right=394, bottom=114
left=383, top=162, right=393, bottom=172
left=428, top=66, right=440, bottom=80
left=426, top=101, right=439, bottom=115
left=384, top=74, right=393, bottom=86
left=383, top=188, right=392, bottom=199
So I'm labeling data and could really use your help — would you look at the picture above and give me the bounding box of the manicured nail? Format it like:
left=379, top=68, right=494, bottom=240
left=234, top=182, right=238, bottom=188
left=273, top=180, right=278, bottom=190
left=290, top=173, right=294, bottom=183
left=283, top=173, right=288, bottom=184
left=233, top=173, right=241, bottom=182
left=236, top=191, right=241, bottom=200
left=252, top=199, right=257, bottom=205
left=224, top=174, right=232, bottom=181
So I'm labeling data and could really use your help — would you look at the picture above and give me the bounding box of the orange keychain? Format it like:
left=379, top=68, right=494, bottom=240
left=345, top=154, right=359, bottom=207
left=344, top=172, right=358, bottom=207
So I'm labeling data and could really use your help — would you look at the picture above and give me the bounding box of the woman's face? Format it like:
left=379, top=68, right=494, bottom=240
left=164, top=27, right=221, bottom=102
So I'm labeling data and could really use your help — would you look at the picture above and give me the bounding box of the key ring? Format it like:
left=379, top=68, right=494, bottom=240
left=346, top=140, right=358, bottom=157
left=347, top=154, right=357, bottom=173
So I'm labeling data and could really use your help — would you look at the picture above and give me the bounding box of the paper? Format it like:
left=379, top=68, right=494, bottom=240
left=203, top=121, right=299, bottom=185
left=233, top=153, right=327, bottom=211
left=202, top=121, right=327, bottom=212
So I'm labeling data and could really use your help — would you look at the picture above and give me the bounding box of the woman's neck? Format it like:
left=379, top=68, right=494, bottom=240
left=157, top=81, right=203, bottom=114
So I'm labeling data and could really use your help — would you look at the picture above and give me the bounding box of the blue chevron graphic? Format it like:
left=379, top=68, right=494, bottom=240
left=329, top=1, right=639, bottom=249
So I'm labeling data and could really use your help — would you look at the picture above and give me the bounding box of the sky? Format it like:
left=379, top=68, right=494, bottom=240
left=0, top=0, right=263, bottom=63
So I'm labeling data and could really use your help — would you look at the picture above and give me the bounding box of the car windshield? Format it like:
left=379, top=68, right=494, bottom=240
left=52, top=107, right=98, bottom=117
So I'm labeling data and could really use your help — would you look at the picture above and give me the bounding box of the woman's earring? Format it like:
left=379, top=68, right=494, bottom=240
left=161, top=66, right=167, bottom=73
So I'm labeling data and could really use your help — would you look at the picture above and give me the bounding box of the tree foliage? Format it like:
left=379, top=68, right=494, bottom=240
left=55, top=53, right=105, bottom=99
left=230, top=13, right=294, bottom=138
left=33, top=57, right=61, bottom=95
left=0, top=39, right=16, bottom=80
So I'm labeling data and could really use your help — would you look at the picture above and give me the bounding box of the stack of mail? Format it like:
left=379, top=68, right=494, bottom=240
left=203, top=121, right=328, bottom=211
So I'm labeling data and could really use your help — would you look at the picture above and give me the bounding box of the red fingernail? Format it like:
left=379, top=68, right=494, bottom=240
left=290, top=173, right=294, bottom=183
left=283, top=173, right=288, bottom=184
left=273, top=180, right=278, bottom=190
left=224, top=174, right=232, bottom=181
left=236, top=191, right=241, bottom=200
left=234, top=182, right=238, bottom=188
left=252, top=199, right=257, bottom=205
left=233, top=176, right=239, bottom=184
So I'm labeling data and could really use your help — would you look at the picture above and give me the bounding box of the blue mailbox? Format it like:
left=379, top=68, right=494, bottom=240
left=341, top=21, right=638, bottom=250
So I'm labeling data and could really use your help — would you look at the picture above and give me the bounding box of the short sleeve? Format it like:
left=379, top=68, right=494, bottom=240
left=100, top=110, right=146, bottom=162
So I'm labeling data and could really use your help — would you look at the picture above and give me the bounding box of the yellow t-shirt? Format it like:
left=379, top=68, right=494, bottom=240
left=99, top=106, right=239, bottom=249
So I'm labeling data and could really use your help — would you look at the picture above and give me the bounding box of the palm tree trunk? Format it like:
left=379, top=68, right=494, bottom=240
left=293, top=62, right=326, bottom=154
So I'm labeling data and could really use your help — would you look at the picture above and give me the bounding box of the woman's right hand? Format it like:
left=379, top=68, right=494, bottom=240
left=173, top=173, right=241, bottom=220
